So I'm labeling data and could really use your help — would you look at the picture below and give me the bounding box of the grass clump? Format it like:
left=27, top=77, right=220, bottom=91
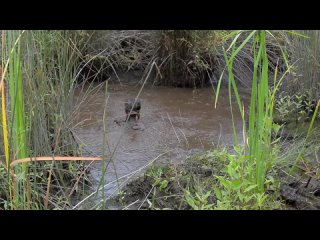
left=0, top=30, right=94, bottom=210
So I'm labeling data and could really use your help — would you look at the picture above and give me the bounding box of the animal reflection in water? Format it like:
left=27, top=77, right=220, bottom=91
left=114, top=98, right=144, bottom=130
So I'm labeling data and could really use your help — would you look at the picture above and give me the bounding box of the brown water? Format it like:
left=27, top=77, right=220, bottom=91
left=72, top=82, right=250, bottom=208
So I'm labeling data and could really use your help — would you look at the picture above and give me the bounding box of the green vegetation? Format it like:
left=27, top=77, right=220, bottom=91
left=0, top=30, right=320, bottom=210
left=117, top=148, right=283, bottom=210
left=117, top=30, right=320, bottom=210
left=0, top=30, right=93, bottom=209
left=213, top=30, right=284, bottom=207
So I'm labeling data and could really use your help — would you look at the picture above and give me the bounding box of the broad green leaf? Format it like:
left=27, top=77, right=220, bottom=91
left=217, top=176, right=231, bottom=189
left=244, top=184, right=258, bottom=193
left=160, top=180, right=168, bottom=191
left=214, top=188, right=222, bottom=200
left=203, top=191, right=211, bottom=199
left=231, top=180, right=242, bottom=190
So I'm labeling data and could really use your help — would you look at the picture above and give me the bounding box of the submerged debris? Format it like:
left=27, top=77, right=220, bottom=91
left=280, top=175, right=320, bottom=210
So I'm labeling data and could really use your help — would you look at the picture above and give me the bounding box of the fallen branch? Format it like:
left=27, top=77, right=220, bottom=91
left=10, top=156, right=103, bottom=168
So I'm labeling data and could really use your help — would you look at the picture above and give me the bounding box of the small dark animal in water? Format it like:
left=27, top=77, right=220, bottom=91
left=125, top=98, right=141, bottom=121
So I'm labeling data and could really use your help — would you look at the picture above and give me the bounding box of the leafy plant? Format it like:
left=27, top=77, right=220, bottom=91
left=275, top=92, right=319, bottom=123
left=213, top=30, right=298, bottom=208
left=146, top=166, right=169, bottom=192
left=213, top=148, right=281, bottom=210
left=185, top=189, right=214, bottom=210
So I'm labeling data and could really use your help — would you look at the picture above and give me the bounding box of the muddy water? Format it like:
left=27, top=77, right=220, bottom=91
left=73, top=83, right=250, bottom=208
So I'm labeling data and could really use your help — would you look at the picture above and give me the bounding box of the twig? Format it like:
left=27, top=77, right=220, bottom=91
left=138, top=185, right=155, bottom=210
left=122, top=199, right=140, bottom=210
left=10, top=156, right=103, bottom=168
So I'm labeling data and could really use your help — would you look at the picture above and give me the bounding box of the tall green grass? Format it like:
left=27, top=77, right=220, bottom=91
left=0, top=30, right=92, bottom=209
left=215, top=30, right=293, bottom=205
left=2, top=30, right=28, bottom=209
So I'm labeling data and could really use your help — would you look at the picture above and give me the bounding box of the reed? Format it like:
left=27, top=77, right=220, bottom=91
left=0, top=30, right=93, bottom=209
left=215, top=30, right=293, bottom=197
left=1, top=30, right=28, bottom=209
